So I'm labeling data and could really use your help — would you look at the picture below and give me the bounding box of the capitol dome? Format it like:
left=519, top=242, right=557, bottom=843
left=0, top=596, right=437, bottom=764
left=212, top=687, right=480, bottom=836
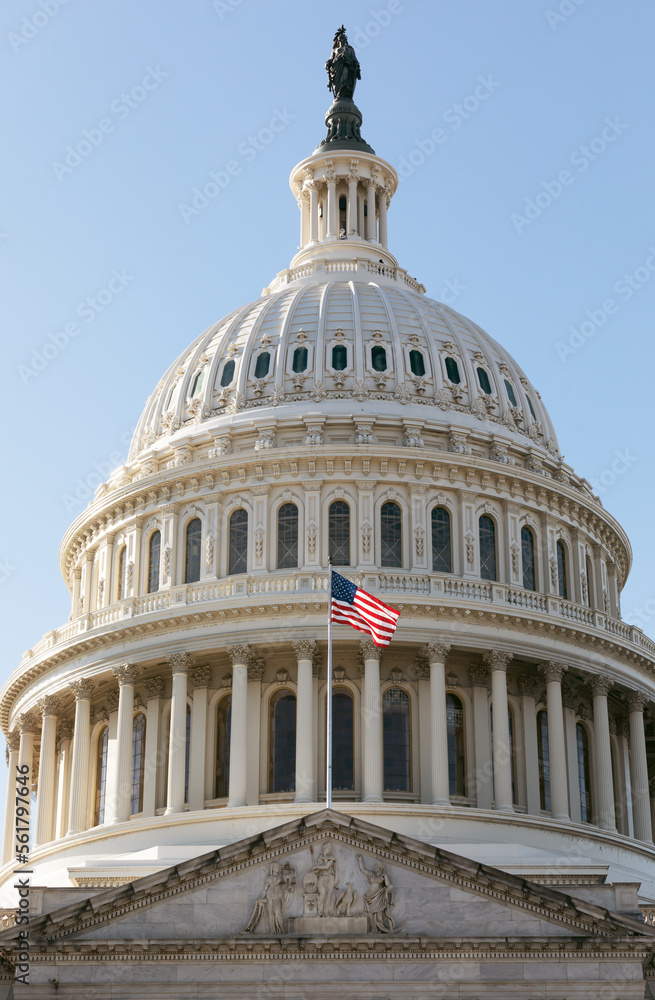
left=2, top=25, right=655, bottom=998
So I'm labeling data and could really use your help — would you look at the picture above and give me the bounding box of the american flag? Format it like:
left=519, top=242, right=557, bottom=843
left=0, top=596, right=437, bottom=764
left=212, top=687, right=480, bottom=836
left=330, top=570, right=399, bottom=648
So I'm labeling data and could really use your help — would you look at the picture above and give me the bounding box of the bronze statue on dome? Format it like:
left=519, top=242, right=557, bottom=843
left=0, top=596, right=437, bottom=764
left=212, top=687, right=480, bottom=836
left=325, top=25, right=361, bottom=101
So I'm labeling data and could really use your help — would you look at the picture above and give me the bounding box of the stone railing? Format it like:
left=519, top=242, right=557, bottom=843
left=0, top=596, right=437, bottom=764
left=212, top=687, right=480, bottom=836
left=18, top=571, right=655, bottom=668
left=268, top=258, right=426, bottom=295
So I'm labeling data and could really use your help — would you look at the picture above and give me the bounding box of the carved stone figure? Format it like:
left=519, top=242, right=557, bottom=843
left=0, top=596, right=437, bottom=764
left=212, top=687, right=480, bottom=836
left=244, top=863, right=295, bottom=934
left=307, top=842, right=338, bottom=916
left=325, top=25, right=361, bottom=101
left=356, top=854, right=395, bottom=933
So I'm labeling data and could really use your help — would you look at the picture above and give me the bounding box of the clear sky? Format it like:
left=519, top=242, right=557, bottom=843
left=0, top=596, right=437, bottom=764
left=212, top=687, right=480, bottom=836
left=1, top=0, right=654, bottom=707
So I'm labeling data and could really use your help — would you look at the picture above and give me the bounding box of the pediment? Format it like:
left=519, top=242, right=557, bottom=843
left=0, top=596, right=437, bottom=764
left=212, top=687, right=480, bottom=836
left=3, top=811, right=652, bottom=948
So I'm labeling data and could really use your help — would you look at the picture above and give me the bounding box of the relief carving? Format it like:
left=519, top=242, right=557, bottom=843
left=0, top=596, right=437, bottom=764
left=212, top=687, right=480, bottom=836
left=244, top=863, right=296, bottom=934
left=355, top=855, right=395, bottom=933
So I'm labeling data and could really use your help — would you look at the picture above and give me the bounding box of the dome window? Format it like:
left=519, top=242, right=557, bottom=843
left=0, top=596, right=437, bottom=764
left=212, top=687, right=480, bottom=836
left=477, top=367, right=492, bottom=395
left=371, top=345, right=387, bottom=372
left=254, top=352, right=271, bottom=379
left=184, top=518, right=202, bottom=584
left=504, top=379, right=518, bottom=407
left=409, top=350, right=425, bottom=377
left=380, top=500, right=402, bottom=567
left=269, top=689, right=296, bottom=792
left=479, top=515, right=497, bottom=581
left=432, top=507, right=452, bottom=573
left=339, top=195, right=347, bottom=211
left=329, top=499, right=350, bottom=565
left=445, top=357, right=461, bottom=384
left=229, top=509, right=248, bottom=575
left=147, top=531, right=161, bottom=594
left=190, top=370, right=205, bottom=398
left=292, top=346, right=308, bottom=373
left=332, top=344, right=348, bottom=371
left=383, top=688, right=411, bottom=792
left=220, top=360, right=235, bottom=387
left=526, top=393, right=537, bottom=420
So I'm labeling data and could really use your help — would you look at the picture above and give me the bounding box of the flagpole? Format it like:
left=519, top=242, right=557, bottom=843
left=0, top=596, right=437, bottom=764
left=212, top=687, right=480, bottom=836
left=326, top=559, right=333, bottom=810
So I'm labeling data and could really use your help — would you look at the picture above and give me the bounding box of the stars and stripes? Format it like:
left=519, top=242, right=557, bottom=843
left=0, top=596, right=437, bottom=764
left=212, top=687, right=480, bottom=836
left=330, top=570, right=399, bottom=648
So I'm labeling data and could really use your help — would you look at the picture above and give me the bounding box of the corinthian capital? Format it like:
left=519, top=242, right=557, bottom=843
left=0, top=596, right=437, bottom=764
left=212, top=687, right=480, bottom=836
left=589, top=675, right=613, bottom=698
left=541, top=661, right=567, bottom=684
left=469, top=665, right=489, bottom=688
left=167, top=652, right=192, bottom=675
left=483, top=650, right=513, bottom=673
left=37, top=695, right=60, bottom=717
left=145, top=676, right=165, bottom=699
left=190, top=666, right=212, bottom=689
left=625, top=691, right=649, bottom=714
left=360, top=637, right=381, bottom=663
left=421, top=643, right=451, bottom=665
left=17, top=713, right=39, bottom=735
left=226, top=644, right=251, bottom=667
left=112, top=663, right=141, bottom=686
left=292, top=639, right=317, bottom=662
left=6, top=731, right=20, bottom=752
left=69, top=678, right=95, bottom=701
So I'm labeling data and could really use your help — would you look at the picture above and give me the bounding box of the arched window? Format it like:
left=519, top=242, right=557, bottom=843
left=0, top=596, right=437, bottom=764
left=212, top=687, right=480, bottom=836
left=215, top=695, right=231, bottom=799
left=94, top=726, right=109, bottom=826
left=371, top=345, right=387, bottom=371
left=557, top=540, right=568, bottom=599
left=477, top=367, right=492, bottom=394
left=184, top=518, right=202, bottom=584
left=329, top=500, right=350, bottom=566
left=504, top=379, right=518, bottom=406
left=331, top=687, right=354, bottom=791
left=479, top=516, right=497, bottom=581
left=269, top=690, right=296, bottom=792
left=292, top=346, right=307, bottom=373
left=130, top=713, right=146, bottom=814
left=445, top=357, right=461, bottom=384
left=409, top=350, right=425, bottom=377
left=446, top=693, right=465, bottom=796
left=117, top=545, right=127, bottom=600
left=229, top=509, right=248, bottom=575
left=277, top=503, right=298, bottom=569
left=383, top=688, right=411, bottom=792
left=537, top=710, right=550, bottom=811
left=521, top=526, right=536, bottom=591
left=586, top=555, right=595, bottom=608
left=576, top=722, right=593, bottom=823
left=184, top=704, right=191, bottom=803
left=380, top=501, right=402, bottom=568
left=432, top=507, right=452, bottom=573
left=220, top=359, right=235, bottom=387
left=190, top=369, right=204, bottom=398
left=332, top=344, right=347, bottom=371
left=147, top=530, right=161, bottom=594
left=254, top=352, right=270, bottom=379
left=490, top=703, right=517, bottom=805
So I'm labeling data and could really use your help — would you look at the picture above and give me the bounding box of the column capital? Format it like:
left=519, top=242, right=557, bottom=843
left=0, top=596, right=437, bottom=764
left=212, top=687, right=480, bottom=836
left=483, top=650, right=512, bottom=673
left=360, top=637, right=381, bottom=663
left=106, top=690, right=120, bottom=712
left=625, top=690, right=649, bottom=714
left=589, top=675, right=613, bottom=698
left=167, top=652, right=193, bottom=675
left=414, top=660, right=430, bottom=681
left=56, top=722, right=74, bottom=746
left=247, top=662, right=264, bottom=682
left=37, top=695, right=60, bottom=717
left=292, top=639, right=317, bottom=662
left=6, top=732, right=20, bottom=752
left=145, top=676, right=165, bottom=699
left=541, top=660, right=567, bottom=684
left=421, top=643, right=451, bottom=664
left=226, top=644, right=251, bottom=667
left=69, top=678, right=95, bottom=701
left=190, top=666, right=212, bottom=689
left=560, top=682, right=579, bottom=711
left=518, top=673, right=539, bottom=698
left=17, top=712, right=39, bottom=735
left=469, top=664, right=489, bottom=688
left=112, top=663, right=141, bottom=686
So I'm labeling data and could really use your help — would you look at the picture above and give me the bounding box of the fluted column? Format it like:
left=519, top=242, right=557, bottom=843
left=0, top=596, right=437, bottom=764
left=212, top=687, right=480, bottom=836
left=590, top=675, right=616, bottom=831
left=2, top=732, right=20, bottom=865
left=34, top=696, right=60, bottom=847
left=165, top=653, right=191, bottom=815
left=293, top=639, right=317, bottom=803
left=347, top=166, right=358, bottom=236
left=326, top=171, right=337, bottom=237
left=309, top=183, right=318, bottom=243
left=67, top=679, right=94, bottom=834
left=423, top=643, right=451, bottom=806
left=226, top=644, right=251, bottom=808
left=111, top=664, right=140, bottom=823
left=188, top=666, right=211, bottom=812
left=519, top=674, right=541, bottom=817
left=469, top=665, right=492, bottom=809
left=626, top=692, right=653, bottom=843
left=484, top=651, right=514, bottom=812
left=17, top=715, right=38, bottom=853
left=541, top=661, right=569, bottom=821
left=378, top=189, right=388, bottom=247
left=54, top=723, right=73, bottom=839
left=142, top=676, right=164, bottom=818
left=366, top=181, right=376, bottom=241
left=361, top=638, right=383, bottom=803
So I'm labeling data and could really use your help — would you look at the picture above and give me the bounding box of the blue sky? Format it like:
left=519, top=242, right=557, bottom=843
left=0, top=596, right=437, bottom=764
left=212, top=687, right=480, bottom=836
left=1, top=0, right=654, bottom=689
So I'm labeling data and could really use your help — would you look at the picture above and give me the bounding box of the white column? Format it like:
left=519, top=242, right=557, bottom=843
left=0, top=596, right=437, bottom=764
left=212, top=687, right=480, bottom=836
left=378, top=189, right=388, bottom=247
left=227, top=644, right=251, bottom=807
left=67, top=679, right=95, bottom=834
left=300, top=191, right=309, bottom=247
left=423, top=643, right=451, bottom=806
left=366, top=181, right=377, bottom=241
left=562, top=683, right=582, bottom=824
left=294, top=639, right=317, bottom=803
left=2, top=732, right=20, bottom=865
left=309, top=183, right=318, bottom=243
left=188, top=666, right=211, bottom=812
left=627, top=691, right=653, bottom=843
left=34, top=696, right=60, bottom=847
left=590, top=675, right=617, bottom=831
left=326, top=173, right=337, bottom=238
left=541, top=661, right=569, bottom=821
left=347, top=168, right=358, bottom=235
left=484, top=650, right=514, bottom=813
left=142, top=676, right=164, bottom=818
left=469, top=665, right=492, bottom=809
left=82, top=552, right=94, bottom=615
left=103, top=692, right=119, bottom=823
left=16, top=715, right=37, bottom=857
left=165, top=652, right=191, bottom=815
left=54, top=723, right=73, bottom=839
left=246, top=662, right=264, bottom=805
left=361, top=638, right=383, bottom=802
left=71, top=567, right=82, bottom=617
left=111, top=664, right=140, bottom=823
left=518, top=674, right=540, bottom=817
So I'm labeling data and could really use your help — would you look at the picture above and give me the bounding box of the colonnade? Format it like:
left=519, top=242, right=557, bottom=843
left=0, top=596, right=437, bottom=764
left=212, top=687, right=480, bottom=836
left=2, top=644, right=654, bottom=866
left=300, top=171, right=389, bottom=248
